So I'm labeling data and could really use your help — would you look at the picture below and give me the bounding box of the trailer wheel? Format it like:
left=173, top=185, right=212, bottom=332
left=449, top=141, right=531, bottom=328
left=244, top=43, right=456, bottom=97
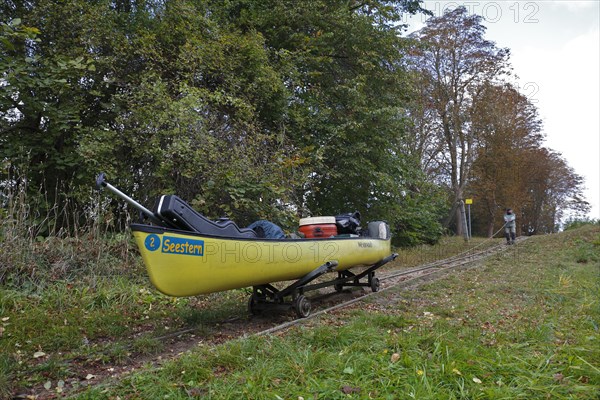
left=370, top=277, right=380, bottom=292
left=294, top=295, right=311, bottom=318
left=248, top=294, right=262, bottom=315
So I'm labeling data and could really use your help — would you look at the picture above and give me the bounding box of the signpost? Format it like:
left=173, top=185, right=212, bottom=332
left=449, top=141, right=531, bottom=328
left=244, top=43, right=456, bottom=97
left=465, top=198, right=473, bottom=239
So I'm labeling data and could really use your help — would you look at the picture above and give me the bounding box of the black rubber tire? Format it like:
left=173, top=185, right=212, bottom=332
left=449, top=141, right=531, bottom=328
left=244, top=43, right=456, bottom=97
left=370, top=277, right=380, bottom=293
left=294, top=295, right=311, bottom=318
left=248, top=294, right=262, bottom=315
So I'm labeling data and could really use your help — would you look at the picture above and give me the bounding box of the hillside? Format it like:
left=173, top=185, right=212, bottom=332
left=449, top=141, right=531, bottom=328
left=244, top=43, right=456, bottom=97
left=1, top=225, right=598, bottom=398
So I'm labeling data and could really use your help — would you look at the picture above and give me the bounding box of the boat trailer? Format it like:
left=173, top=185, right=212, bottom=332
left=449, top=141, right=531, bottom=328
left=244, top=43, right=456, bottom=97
left=248, top=253, right=398, bottom=318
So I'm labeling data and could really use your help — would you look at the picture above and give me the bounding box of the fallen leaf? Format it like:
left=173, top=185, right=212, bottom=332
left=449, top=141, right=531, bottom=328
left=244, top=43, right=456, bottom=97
left=85, top=374, right=96, bottom=380
left=553, top=373, right=564, bottom=382
left=44, top=381, right=52, bottom=390
left=1, top=317, right=9, bottom=322
left=390, top=353, right=400, bottom=363
left=341, top=386, right=361, bottom=394
left=472, top=377, right=482, bottom=384
left=452, top=368, right=462, bottom=375
left=33, top=351, right=46, bottom=359
left=185, top=388, right=208, bottom=397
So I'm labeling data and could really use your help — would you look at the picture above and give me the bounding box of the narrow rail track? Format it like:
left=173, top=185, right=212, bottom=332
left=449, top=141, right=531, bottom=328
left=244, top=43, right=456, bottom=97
left=255, top=236, right=528, bottom=336
left=20, top=237, right=528, bottom=399
left=108, top=237, right=529, bottom=347
left=71, top=238, right=524, bottom=363
left=380, top=236, right=527, bottom=288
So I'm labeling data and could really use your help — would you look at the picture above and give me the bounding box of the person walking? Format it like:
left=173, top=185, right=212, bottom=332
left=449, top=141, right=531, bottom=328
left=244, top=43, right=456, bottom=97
left=503, top=208, right=516, bottom=244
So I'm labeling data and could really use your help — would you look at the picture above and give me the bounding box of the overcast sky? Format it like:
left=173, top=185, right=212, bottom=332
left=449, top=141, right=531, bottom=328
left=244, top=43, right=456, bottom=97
left=403, top=0, right=600, bottom=220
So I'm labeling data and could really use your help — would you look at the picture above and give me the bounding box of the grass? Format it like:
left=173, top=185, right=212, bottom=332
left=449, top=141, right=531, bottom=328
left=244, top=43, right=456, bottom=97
left=1, top=223, right=597, bottom=398
left=64, top=224, right=599, bottom=399
left=0, top=192, right=254, bottom=398
left=390, top=235, right=497, bottom=269
left=0, top=277, right=251, bottom=396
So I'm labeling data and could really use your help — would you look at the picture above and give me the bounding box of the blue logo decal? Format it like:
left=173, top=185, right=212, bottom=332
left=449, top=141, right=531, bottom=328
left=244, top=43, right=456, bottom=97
left=145, top=234, right=161, bottom=251
left=161, top=236, right=204, bottom=256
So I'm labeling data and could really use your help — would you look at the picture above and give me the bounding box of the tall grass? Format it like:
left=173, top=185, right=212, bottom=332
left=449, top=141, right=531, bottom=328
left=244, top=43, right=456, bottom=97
left=0, top=174, right=153, bottom=396
left=0, top=174, right=138, bottom=289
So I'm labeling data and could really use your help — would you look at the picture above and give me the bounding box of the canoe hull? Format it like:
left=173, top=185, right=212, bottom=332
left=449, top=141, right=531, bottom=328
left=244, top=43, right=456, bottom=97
left=131, top=224, right=392, bottom=296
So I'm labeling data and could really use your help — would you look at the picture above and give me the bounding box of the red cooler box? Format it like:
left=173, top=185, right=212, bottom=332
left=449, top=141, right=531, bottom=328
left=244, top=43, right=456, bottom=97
left=299, top=216, right=338, bottom=238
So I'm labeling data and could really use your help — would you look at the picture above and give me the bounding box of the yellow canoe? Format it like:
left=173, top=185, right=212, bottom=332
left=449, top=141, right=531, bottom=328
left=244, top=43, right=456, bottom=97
left=131, top=224, right=392, bottom=297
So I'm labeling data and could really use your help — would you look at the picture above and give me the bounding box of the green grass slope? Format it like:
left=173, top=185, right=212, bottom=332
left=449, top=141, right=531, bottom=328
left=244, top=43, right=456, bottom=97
left=70, top=225, right=599, bottom=399
left=1, top=225, right=598, bottom=399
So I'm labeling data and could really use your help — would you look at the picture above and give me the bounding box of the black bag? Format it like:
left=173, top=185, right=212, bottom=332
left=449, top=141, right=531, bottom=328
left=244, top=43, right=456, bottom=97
left=335, top=211, right=361, bottom=234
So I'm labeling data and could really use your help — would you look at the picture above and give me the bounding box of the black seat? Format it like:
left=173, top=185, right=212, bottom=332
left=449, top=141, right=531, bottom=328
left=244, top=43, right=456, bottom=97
left=154, top=195, right=257, bottom=238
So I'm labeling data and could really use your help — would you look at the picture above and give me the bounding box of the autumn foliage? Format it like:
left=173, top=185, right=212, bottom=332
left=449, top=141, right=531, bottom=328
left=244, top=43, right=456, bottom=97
left=406, top=7, right=589, bottom=236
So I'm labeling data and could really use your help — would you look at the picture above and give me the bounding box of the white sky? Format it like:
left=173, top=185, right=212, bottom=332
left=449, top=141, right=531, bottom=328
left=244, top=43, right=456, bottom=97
left=403, top=0, right=600, bottom=220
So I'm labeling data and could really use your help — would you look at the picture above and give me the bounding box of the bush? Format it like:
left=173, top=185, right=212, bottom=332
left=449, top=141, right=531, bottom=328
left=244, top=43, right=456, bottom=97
left=563, top=218, right=600, bottom=231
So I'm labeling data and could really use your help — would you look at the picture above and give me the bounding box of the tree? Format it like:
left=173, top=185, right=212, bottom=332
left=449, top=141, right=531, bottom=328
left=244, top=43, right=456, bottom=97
left=468, top=83, right=543, bottom=236
left=2, top=0, right=298, bottom=230
left=2, top=0, right=448, bottom=245
left=1, top=11, right=97, bottom=233
left=519, top=148, right=589, bottom=234
left=77, top=0, right=298, bottom=226
left=216, top=1, right=437, bottom=226
left=468, top=83, right=589, bottom=236
left=408, top=6, right=510, bottom=234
